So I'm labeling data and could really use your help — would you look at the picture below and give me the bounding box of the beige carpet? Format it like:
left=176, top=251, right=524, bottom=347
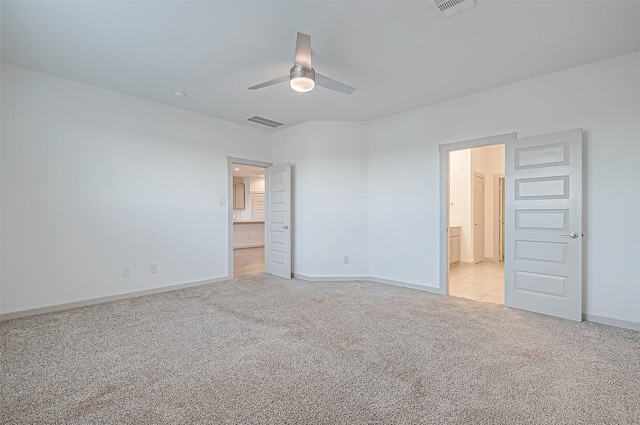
left=1, top=275, right=639, bottom=424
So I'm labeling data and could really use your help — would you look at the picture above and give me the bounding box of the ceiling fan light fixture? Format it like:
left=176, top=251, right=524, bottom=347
left=290, top=77, right=315, bottom=92
left=289, top=64, right=315, bottom=93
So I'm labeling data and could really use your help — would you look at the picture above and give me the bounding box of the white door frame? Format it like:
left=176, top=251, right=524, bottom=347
left=227, top=157, right=272, bottom=279
left=438, top=133, right=517, bottom=294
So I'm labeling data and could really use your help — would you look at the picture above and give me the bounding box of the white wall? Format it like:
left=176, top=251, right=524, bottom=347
left=1, top=63, right=271, bottom=314
left=3, top=51, right=640, bottom=327
left=368, top=119, right=441, bottom=287
left=448, top=149, right=472, bottom=262
left=471, top=144, right=505, bottom=260
left=368, top=51, right=640, bottom=324
left=272, top=121, right=369, bottom=278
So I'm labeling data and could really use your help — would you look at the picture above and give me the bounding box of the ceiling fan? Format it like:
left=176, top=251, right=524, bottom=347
left=248, top=32, right=355, bottom=95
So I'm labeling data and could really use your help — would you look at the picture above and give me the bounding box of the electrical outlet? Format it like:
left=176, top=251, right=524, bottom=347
left=343, top=256, right=350, bottom=265
left=150, top=264, right=158, bottom=274
left=122, top=268, right=130, bottom=278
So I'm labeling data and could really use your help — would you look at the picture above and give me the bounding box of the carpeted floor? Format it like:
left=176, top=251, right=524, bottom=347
left=1, top=275, right=639, bottom=424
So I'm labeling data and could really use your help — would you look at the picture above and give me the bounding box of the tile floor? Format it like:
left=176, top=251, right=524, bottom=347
left=449, top=261, right=504, bottom=304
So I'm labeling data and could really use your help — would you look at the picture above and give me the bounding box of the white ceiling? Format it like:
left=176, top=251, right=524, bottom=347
left=2, top=1, right=640, bottom=131
left=233, top=164, right=265, bottom=178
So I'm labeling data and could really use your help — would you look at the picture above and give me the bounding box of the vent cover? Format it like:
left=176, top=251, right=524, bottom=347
left=431, top=0, right=476, bottom=18
left=247, top=115, right=285, bottom=129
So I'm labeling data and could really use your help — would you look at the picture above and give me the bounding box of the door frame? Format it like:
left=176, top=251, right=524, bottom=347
left=438, top=133, right=517, bottom=294
left=227, top=157, right=273, bottom=279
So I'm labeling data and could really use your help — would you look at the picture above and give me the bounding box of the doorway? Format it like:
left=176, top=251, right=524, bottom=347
left=440, top=133, right=515, bottom=305
left=440, top=129, right=584, bottom=321
left=227, top=157, right=272, bottom=279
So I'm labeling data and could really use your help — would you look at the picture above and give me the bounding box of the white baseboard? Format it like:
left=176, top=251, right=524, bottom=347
left=583, top=314, right=640, bottom=332
left=295, top=274, right=445, bottom=295
left=0, top=276, right=231, bottom=321
left=368, top=277, right=445, bottom=295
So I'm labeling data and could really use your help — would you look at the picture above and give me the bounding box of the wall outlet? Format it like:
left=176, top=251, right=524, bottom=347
left=122, top=267, right=130, bottom=278
left=150, top=264, right=158, bottom=274
left=343, top=256, right=350, bottom=265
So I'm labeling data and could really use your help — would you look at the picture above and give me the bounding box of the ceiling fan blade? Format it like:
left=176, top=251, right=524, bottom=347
left=294, top=32, right=312, bottom=69
left=248, top=75, right=289, bottom=90
left=315, top=73, right=356, bottom=94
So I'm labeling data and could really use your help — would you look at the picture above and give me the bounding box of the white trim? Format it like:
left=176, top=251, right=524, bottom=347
left=368, top=277, right=445, bottom=295
left=227, top=157, right=272, bottom=279
left=0, top=276, right=230, bottom=321
left=584, top=314, right=640, bottom=332
left=439, top=133, right=517, bottom=296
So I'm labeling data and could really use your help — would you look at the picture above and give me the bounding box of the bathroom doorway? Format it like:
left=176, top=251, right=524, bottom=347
left=447, top=144, right=506, bottom=304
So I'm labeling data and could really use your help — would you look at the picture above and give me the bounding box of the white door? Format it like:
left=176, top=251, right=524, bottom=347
left=473, top=172, right=485, bottom=264
left=264, top=163, right=292, bottom=279
left=505, top=129, right=582, bottom=321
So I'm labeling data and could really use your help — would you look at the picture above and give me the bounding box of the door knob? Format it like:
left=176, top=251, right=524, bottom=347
left=283, top=225, right=289, bottom=229
left=561, top=232, right=579, bottom=239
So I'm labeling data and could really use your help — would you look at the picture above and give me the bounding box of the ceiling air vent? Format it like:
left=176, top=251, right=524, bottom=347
left=431, top=0, right=476, bottom=18
left=247, top=115, right=284, bottom=129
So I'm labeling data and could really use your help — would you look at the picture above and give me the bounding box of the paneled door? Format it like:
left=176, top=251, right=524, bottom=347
left=505, top=129, right=582, bottom=321
left=264, top=163, right=292, bottom=279
left=473, top=172, right=485, bottom=264
left=498, top=177, right=505, bottom=262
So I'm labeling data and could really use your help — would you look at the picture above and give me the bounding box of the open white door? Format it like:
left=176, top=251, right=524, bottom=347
left=264, top=163, right=292, bottom=279
left=505, top=129, right=582, bottom=321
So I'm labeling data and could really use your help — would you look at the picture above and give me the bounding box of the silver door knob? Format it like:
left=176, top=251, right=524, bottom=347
left=283, top=225, right=289, bottom=229
left=561, top=232, right=579, bottom=239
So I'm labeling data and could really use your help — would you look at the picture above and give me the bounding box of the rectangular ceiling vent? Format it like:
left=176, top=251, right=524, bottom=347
left=431, top=0, right=476, bottom=18
left=247, top=115, right=284, bottom=129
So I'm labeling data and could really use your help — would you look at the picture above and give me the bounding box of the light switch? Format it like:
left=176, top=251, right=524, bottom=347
left=218, top=197, right=226, bottom=206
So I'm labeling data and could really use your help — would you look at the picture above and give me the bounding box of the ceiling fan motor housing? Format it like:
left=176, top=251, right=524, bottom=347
left=290, top=64, right=315, bottom=81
